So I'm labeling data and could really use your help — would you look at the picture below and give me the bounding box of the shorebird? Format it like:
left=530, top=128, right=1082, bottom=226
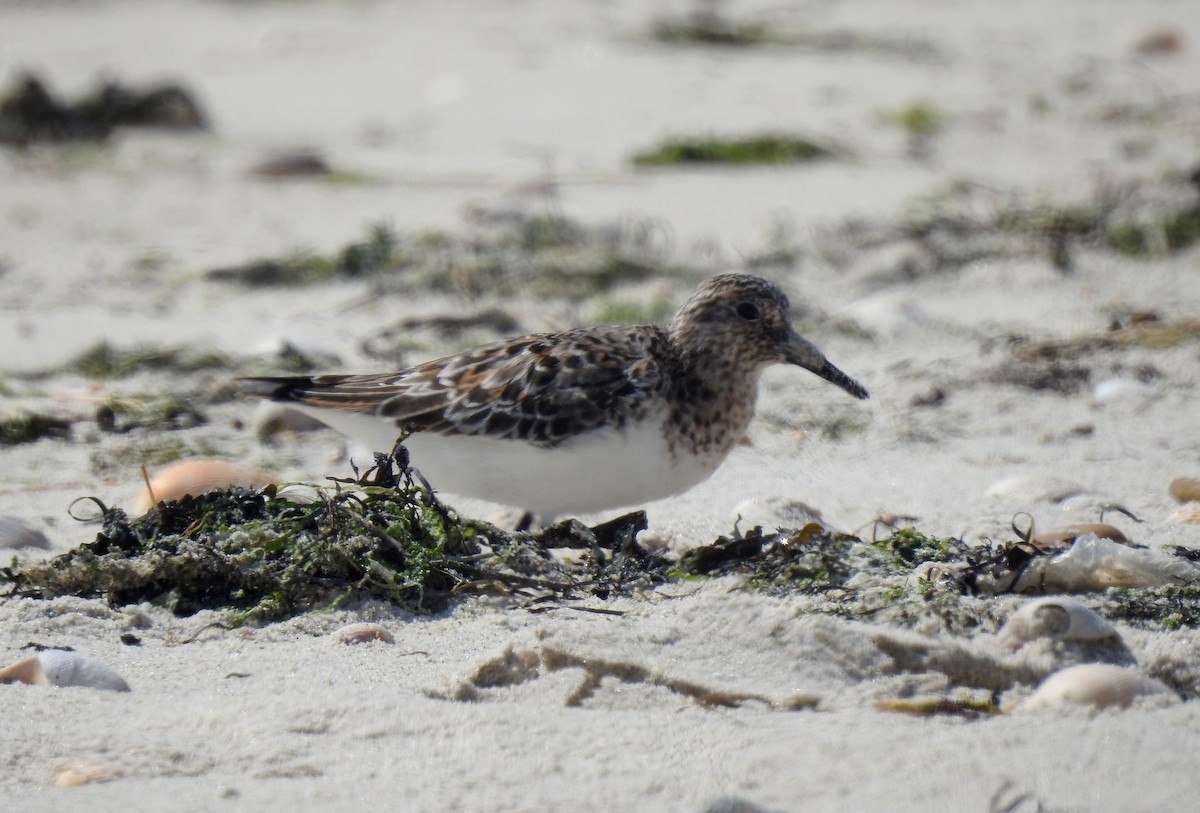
left=241, top=273, right=868, bottom=518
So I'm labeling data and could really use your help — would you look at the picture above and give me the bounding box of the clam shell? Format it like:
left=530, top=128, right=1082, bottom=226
left=0, top=516, right=50, bottom=549
left=330, top=622, right=394, bottom=645
left=1018, top=664, right=1175, bottom=711
left=1170, top=478, right=1200, bottom=503
left=55, top=764, right=112, bottom=787
left=997, top=597, right=1118, bottom=651
left=254, top=401, right=329, bottom=441
left=1168, top=505, right=1200, bottom=525
left=986, top=474, right=1082, bottom=503
left=0, top=650, right=130, bottom=692
left=731, top=496, right=823, bottom=530
left=1031, top=522, right=1129, bottom=551
left=137, top=458, right=276, bottom=513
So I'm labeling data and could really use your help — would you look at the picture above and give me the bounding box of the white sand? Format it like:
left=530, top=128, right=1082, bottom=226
left=2, top=0, right=1200, bottom=809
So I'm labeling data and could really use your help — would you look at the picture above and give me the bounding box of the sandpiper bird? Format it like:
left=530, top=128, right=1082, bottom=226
left=241, top=274, right=868, bottom=518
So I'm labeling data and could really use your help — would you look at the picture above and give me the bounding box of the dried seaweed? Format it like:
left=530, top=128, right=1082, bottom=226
left=824, top=172, right=1200, bottom=279
left=0, top=72, right=206, bottom=147
left=0, top=412, right=72, bottom=445
left=632, top=135, right=839, bottom=166
left=5, top=460, right=1199, bottom=630
left=0, top=452, right=663, bottom=623
left=206, top=212, right=687, bottom=300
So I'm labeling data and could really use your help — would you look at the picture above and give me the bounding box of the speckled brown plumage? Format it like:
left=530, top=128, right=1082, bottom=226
left=241, top=273, right=868, bottom=515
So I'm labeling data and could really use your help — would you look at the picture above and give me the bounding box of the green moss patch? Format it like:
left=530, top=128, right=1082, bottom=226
left=632, top=135, right=838, bottom=167
left=827, top=174, right=1200, bottom=278
left=0, top=412, right=72, bottom=445
left=208, top=224, right=398, bottom=286
left=206, top=212, right=689, bottom=301
left=649, top=5, right=941, bottom=61
left=65, top=341, right=232, bottom=380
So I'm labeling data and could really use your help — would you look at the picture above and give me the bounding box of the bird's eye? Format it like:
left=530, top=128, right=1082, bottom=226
left=736, top=302, right=761, bottom=321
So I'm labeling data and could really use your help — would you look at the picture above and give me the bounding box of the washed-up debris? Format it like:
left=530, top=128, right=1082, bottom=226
left=0, top=452, right=664, bottom=623
left=0, top=72, right=206, bottom=147
left=632, top=134, right=839, bottom=166
left=0, top=412, right=72, bottom=445
left=650, top=1, right=942, bottom=61
left=4, top=445, right=1199, bottom=630
left=824, top=173, right=1200, bottom=278
left=207, top=211, right=687, bottom=299
left=249, top=149, right=332, bottom=179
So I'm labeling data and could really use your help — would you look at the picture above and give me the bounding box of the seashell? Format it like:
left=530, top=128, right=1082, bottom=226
left=1167, top=504, right=1200, bottom=525
left=1031, top=522, right=1129, bottom=551
left=249, top=335, right=342, bottom=368
left=986, top=474, right=1082, bottom=503
left=254, top=401, right=329, bottom=441
left=331, top=622, right=393, bottom=645
left=0, top=650, right=130, bottom=692
left=1018, top=664, right=1176, bottom=711
left=1129, top=28, right=1186, bottom=56
left=271, top=483, right=322, bottom=505
left=843, top=293, right=930, bottom=336
left=731, top=496, right=823, bottom=530
left=1169, top=477, right=1200, bottom=503
left=55, top=763, right=112, bottom=786
left=137, top=458, right=276, bottom=513
left=0, top=515, right=51, bottom=549
left=1090, top=378, right=1156, bottom=406
left=997, top=597, right=1118, bottom=651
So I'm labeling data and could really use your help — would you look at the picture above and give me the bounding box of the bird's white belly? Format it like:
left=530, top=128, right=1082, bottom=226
left=405, top=418, right=725, bottom=517
left=284, top=405, right=725, bottom=516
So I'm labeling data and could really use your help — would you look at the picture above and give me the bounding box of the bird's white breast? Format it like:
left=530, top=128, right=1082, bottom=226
left=282, top=404, right=727, bottom=517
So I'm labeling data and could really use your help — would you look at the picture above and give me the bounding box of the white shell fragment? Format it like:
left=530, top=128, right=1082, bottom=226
left=137, top=458, right=276, bottom=513
left=986, top=474, right=1082, bottom=503
left=0, top=650, right=130, bottom=692
left=1010, top=535, right=1200, bottom=593
left=1090, top=377, right=1156, bottom=406
left=1167, top=505, right=1200, bottom=526
left=1018, top=664, right=1176, bottom=712
left=331, top=622, right=394, bottom=645
left=0, top=516, right=51, bottom=549
left=997, top=597, right=1118, bottom=651
left=731, top=496, right=824, bottom=530
left=254, top=401, right=329, bottom=441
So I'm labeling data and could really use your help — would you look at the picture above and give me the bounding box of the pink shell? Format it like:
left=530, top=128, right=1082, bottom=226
left=137, top=459, right=276, bottom=513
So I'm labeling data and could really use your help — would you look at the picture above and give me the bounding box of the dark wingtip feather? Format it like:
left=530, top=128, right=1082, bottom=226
left=237, top=376, right=317, bottom=402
